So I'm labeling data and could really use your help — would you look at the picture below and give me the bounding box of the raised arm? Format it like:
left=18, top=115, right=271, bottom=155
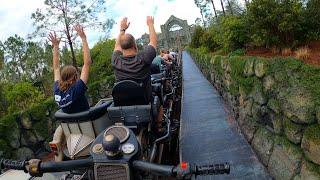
left=147, top=16, right=157, bottom=49
left=48, top=32, right=61, bottom=82
left=74, top=24, right=92, bottom=84
left=114, top=17, right=130, bottom=52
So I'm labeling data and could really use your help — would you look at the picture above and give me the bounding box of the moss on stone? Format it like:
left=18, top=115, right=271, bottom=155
left=303, top=125, right=320, bottom=144
left=274, top=135, right=303, bottom=157
left=269, top=112, right=283, bottom=135
left=316, top=107, right=320, bottom=123
left=283, top=118, right=304, bottom=144
left=303, top=158, right=320, bottom=176
left=252, top=127, right=274, bottom=166
left=254, top=58, right=269, bottom=78
left=268, top=99, right=281, bottom=114
left=243, top=57, right=256, bottom=76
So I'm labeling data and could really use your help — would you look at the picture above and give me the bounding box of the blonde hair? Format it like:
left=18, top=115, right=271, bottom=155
left=59, top=66, right=78, bottom=92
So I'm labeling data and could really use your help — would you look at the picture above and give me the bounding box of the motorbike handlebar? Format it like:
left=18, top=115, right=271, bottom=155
left=40, top=158, right=93, bottom=173
left=0, top=159, right=27, bottom=172
left=1, top=158, right=229, bottom=179
left=194, top=163, right=230, bottom=176
left=132, top=160, right=230, bottom=179
left=1, top=158, right=93, bottom=177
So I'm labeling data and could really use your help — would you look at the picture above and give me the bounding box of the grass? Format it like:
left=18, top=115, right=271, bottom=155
left=295, top=47, right=311, bottom=61
left=281, top=48, right=292, bottom=56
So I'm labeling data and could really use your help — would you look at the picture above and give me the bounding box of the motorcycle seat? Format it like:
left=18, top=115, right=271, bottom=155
left=112, top=80, right=149, bottom=106
left=55, top=101, right=112, bottom=122
left=151, top=72, right=164, bottom=81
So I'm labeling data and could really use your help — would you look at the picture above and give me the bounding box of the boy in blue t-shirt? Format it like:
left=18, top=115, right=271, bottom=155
left=48, top=24, right=92, bottom=113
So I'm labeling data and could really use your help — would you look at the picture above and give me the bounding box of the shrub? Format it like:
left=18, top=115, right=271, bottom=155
left=190, top=26, right=205, bottom=48
left=220, top=15, right=250, bottom=51
left=247, top=0, right=304, bottom=47
left=229, top=49, right=246, bottom=57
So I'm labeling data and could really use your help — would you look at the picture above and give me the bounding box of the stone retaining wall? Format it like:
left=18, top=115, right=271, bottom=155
left=0, top=98, right=57, bottom=160
left=187, top=49, right=320, bottom=180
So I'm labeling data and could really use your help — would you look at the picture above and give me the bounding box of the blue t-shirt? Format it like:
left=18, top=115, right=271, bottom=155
left=54, top=79, right=90, bottom=114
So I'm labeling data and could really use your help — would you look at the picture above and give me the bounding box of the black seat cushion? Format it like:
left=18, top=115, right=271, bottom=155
left=112, top=80, right=149, bottom=106
left=55, top=101, right=112, bottom=122
left=151, top=72, right=164, bottom=81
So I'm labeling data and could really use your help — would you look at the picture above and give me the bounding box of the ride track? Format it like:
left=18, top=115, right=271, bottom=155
left=179, top=51, right=272, bottom=180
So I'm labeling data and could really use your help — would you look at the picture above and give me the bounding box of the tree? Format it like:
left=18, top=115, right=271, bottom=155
left=194, top=0, right=213, bottom=26
left=87, top=39, right=115, bottom=103
left=208, top=0, right=218, bottom=19
left=190, top=26, right=205, bottom=48
left=4, top=82, right=45, bottom=113
left=226, top=0, right=234, bottom=15
left=31, top=0, right=114, bottom=67
left=194, top=0, right=206, bottom=26
left=247, top=0, right=303, bottom=47
left=0, top=44, right=3, bottom=70
left=220, top=0, right=226, bottom=16
left=25, top=42, right=47, bottom=81
left=303, top=0, right=320, bottom=40
left=220, top=15, right=249, bottom=50
left=1, top=35, right=28, bottom=81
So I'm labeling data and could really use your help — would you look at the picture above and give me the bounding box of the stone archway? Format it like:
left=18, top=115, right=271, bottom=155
left=160, top=15, right=192, bottom=50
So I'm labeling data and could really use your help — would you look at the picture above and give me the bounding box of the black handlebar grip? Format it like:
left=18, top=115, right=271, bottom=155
left=195, top=163, right=230, bottom=175
left=0, top=159, right=27, bottom=172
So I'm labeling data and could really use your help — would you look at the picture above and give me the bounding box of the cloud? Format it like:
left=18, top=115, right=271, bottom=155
left=0, top=0, right=202, bottom=46
left=0, top=0, right=45, bottom=41
left=108, top=0, right=201, bottom=39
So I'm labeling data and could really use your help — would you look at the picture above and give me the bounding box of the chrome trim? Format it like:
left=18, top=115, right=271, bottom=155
left=104, top=125, right=130, bottom=143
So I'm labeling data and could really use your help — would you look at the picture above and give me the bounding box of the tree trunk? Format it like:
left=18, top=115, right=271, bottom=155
left=220, top=0, right=226, bottom=16
left=66, top=30, right=77, bottom=68
left=210, top=0, right=218, bottom=19
left=226, top=0, right=233, bottom=15
left=62, top=1, right=77, bottom=68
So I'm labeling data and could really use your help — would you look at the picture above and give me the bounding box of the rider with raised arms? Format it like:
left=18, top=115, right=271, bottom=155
left=49, top=24, right=92, bottom=114
left=112, top=16, right=157, bottom=101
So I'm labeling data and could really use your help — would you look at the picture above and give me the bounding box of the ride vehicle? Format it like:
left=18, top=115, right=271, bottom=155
left=0, top=54, right=230, bottom=179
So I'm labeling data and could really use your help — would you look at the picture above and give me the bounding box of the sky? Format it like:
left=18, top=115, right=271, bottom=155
left=0, top=0, right=224, bottom=47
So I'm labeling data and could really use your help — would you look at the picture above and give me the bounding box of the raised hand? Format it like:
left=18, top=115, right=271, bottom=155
left=120, top=17, right=130, bottom=31
left=48, top=32, right=60, bottom=47
left=74, top=24, right=86, bottom=39
left=146, top=16, right=154, bottom=26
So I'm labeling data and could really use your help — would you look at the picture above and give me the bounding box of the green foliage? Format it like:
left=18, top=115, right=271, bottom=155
left=303, top=0, right=320, bottom=40
left=190, top=26, right=205, bottom=48
left=0, top=139, right=12, bottom=158
left=220, top=15, right=249, bottom=50
left=0, top=47, right=3, bottom=69
left=3, top=82, right=45, bottom=114
left=228, top=49, right=246, bottom=57
left=247, top=0, right=304, bottom=47
left=199, top=28, right=219, bottom=51
left=87, top=39, right=115, bottom=103
left=190, top=0, right=318, bottom=52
